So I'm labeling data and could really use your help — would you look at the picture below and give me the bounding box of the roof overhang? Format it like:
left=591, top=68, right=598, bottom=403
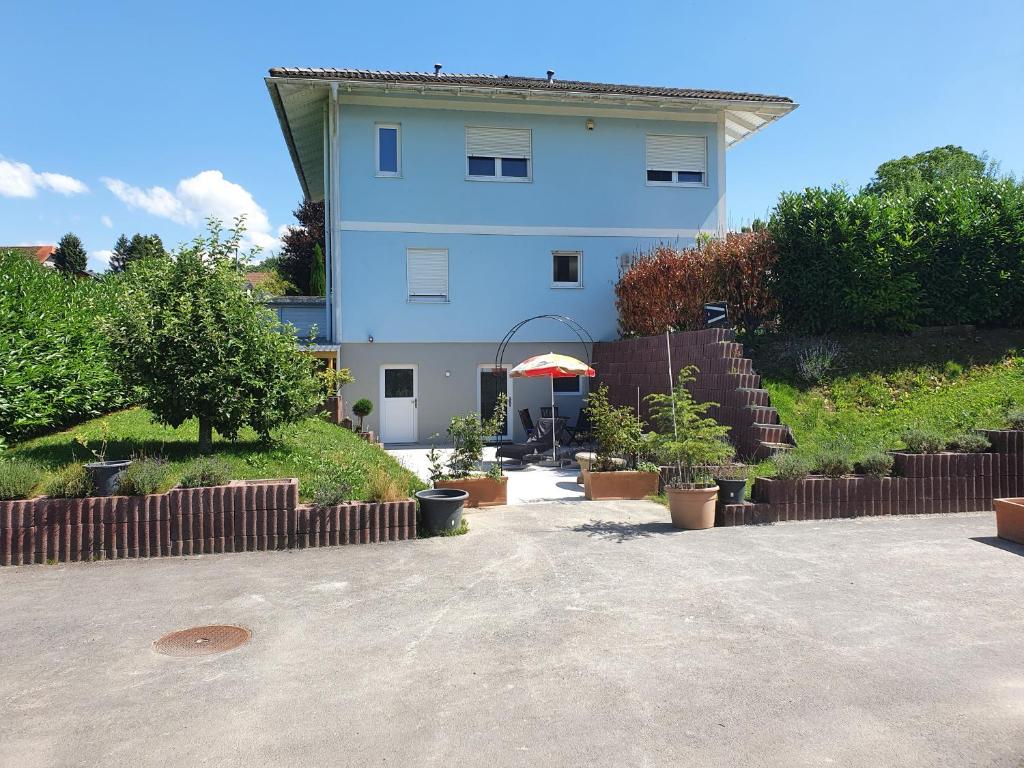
left=266, top=74, right=797, bottom=201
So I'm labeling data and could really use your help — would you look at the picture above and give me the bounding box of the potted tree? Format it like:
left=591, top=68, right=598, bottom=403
left=74, top=423, right=131, bottom=497
left=319, top=366, right=354, bottom=424
left=434, top=394, right=509, bottom=507
left=647, top=366, right=733, bottom=529
left=581, top=385, right=658, bottom=500
left=352, top=398, right=374, bottom=441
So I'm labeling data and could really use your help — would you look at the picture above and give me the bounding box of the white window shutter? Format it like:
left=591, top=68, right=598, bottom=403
left=407, top=249, right=448, bottom=298
left=645, top=135, right=706, bottom=173
left=466, top=127, right=532, bottom=159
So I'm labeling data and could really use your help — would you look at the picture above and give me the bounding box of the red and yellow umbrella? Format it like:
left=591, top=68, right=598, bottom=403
left=509, top=353, right=595, bottom=464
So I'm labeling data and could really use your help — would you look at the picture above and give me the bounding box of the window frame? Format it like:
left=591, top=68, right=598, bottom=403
left=465, top=126, right=533, bottom=183
left=375, top=123, right=402, bottom=178
left=406, top=247, right=449, bottom=303
left=644, top=134, right=708, bottom=189
left=551, top=250, right=583, bottom=289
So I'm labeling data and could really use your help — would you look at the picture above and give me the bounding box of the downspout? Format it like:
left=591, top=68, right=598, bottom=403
left=322, top=99, right=333, bottom=342
left=716, top=111, right=727, bottom=237
left=327, top=82, right=343, bottom=344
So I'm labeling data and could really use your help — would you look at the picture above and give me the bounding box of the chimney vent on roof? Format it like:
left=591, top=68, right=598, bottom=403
left=434, top=63, right=442, bottom=76
left=546, top=69, right=555, bottom=83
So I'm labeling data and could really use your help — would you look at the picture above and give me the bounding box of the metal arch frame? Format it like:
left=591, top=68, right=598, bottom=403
left=490, top=315, right=594, bottom=468
left=493, top=314, right=594, bottom=373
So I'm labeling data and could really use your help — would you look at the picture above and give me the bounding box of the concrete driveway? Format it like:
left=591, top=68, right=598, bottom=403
left=1, top=503, right=1022, bottom=767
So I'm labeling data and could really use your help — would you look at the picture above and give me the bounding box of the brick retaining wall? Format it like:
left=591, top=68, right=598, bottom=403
left=592, top=328, right=794, bottom=460
left=0, top=478, right=417, bottom=566
left=719, top=431, right=1024, bottom=526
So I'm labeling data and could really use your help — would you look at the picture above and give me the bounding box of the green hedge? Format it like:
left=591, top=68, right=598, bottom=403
left=0, top=250, right=130, bottom=442
left=768, top=175, right=1024, bottom=333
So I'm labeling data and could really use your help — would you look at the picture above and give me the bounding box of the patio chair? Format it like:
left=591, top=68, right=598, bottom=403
left=495, top=417, right=569, bottom=463
left=540, top=406, right=560, bottom=418
left=518, top=408, right=535, bottom=438
left=566, top=408, right=592, bottom=446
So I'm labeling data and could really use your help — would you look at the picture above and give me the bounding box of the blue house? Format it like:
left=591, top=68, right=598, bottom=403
left=266, top=67, right=795, bottom=444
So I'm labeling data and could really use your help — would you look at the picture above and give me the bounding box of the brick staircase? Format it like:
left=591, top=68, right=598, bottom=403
left=591, top=328, right=795, bottom=461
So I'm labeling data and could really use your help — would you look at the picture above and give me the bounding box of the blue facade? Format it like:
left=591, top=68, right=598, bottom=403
left=332, top=102, right=723, bottom=345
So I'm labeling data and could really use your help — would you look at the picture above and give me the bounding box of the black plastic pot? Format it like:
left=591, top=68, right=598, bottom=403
left=416, top=488, right=468, bottom=535
left=714, top=477, right=748, bottom=510
left=85, top=460, right=132, bottom=497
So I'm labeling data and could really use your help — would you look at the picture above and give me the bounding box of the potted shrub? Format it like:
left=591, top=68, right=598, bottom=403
left=580, top=385, right=658, bottom=500
left=713, top=463, right=748, bottom=510
left=433, top=394, right=509, bottom=507
left=647, top=366, right=733, bottom=529
left=74, top=423, right=131, bottom=497
left=352, top=398, right=374, bottom=439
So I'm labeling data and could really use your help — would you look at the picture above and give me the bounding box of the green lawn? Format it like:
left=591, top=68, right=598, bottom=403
left=744, top=327, right=1024, bottom=470
left=4, top=408, right=425, bottom=501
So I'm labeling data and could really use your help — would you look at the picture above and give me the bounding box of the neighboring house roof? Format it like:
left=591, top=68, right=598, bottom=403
left=266, top=67, right=797, bottom=201
left=245, top=271, right=274, bottom=288
left=3, top=245, right=57, bottom=266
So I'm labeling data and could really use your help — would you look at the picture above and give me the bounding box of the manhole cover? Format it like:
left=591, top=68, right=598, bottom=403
left=153, top=625, right=251, bottom=657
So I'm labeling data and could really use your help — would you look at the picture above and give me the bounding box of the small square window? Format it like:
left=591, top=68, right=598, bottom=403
left=553, top=376, right=581, bottom=394
left=468, top=156, right=496, bottom=176
left=552, top=251, right=581, bottom=287
left=376, top=124, right=400, bottom=177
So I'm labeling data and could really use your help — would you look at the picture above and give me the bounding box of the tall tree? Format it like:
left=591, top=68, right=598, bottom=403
left=277, top=200, right=325, bottom=295
left=109, top=234, right=131, bottom=273
left=309, top=243, right=326, bottom=297
left=53, top=233, right=88, bottom=275
left=103, top=221, right=320, bottom=453
left=864, top=145, right=990, bottom=197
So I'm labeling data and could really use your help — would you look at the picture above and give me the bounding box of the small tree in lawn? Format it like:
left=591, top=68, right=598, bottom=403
left=54, top=232, right=88, bottom=274
left=646, top=366, right=733, bottom=488
left=352, top=399, right=373, bottom=432
left=103, top=218, right=321, bottom=453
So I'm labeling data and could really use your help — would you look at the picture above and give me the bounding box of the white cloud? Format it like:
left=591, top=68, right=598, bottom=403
left=102, top=170, right=279, bottom=252
left=100, top=215, right=113, bottom=228
left=88, top=249, right=113, bottom=273
left=0, top=158, right=88, bottom=198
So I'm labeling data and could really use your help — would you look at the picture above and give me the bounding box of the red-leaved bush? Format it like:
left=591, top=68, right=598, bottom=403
left=615, top=232, right=778, bottom=337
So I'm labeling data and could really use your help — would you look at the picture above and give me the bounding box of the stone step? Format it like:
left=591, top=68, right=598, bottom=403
left=752, top=423, right=795, bottom=445
left=752, top=441, right=793, bottom=461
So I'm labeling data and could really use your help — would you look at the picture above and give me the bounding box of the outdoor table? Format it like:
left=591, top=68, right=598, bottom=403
left=537, top=417, right=570, bottom=444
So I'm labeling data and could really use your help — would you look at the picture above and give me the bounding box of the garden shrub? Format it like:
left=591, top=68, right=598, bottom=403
left=791, top=338, right=842, bottom=384
left=116, top=457, right=170, bottom=496
left=309, top=465, right=354, bottom=506
left=0, top=459, right=44, bottom=500
left=859, top=452, right=894, bottom=478
left=584, top=384, right=644, bottom=471
left=44, top=464, right=94, bottom=498
left=900, top=428, right=947, bottom=454
left=615, top=232, right=776, bottom=337
left=0, top=249, right=129, bottom=442
left=948, top=432, right=990, bottom=453
left=1006, top=407, right=1024, bottom=431
left=178, top=457, right=232, bottom=488
left=812, top=443, right=854, bottom=478
left=771, top=451, right=812, bottom=481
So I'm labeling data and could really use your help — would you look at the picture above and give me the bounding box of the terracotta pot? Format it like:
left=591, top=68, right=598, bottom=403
left=582, top=470, right=659, bottom=501
left=667, top=486, right=719, bottom=530
left=994, top=497, right=1024, bottom=545
left=435, top=476, right=508, bottom=508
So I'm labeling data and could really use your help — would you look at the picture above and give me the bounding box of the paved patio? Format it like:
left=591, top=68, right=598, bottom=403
left=388, top=443, right=586, bottom=503
left=1, top=504, right=1022, bottom=767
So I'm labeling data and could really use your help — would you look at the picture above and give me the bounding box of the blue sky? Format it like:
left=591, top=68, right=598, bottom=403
left=3, top=0, right=1022, bottom=271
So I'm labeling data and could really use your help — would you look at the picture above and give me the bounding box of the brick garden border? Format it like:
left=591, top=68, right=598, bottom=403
left=719, top=430, right=1024, bottom=527
left=0, top=478, right=417, bottom=566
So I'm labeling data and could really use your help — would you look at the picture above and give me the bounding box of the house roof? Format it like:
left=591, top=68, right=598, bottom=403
left=267, top=68, right=793, bottom=105
left=2, top=245, right=57, bottom=264
left=266, top=67, right=797, bottom=200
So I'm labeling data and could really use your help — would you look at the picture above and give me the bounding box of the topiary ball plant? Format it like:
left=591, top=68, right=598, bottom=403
left=352, top=398, right=373, bottom=432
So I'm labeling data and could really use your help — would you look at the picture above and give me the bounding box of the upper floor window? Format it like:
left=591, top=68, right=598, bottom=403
left=645, top=134, right=706, bottom=187
left=376, top=124, right=401, bottom=177
left=466, top=126, right=532, bottom=182
left=552, top=251, right=582, bottom=288
left=407, top=248, right=448, bottom=302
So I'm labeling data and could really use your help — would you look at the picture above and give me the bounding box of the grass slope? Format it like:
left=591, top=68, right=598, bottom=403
left=745, top=328, right=1024, bottom=464
left=4, top=408, right=425, bottom=501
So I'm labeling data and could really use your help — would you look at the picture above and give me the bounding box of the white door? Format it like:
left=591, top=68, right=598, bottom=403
left=478, top=365, right=512, bottom=440
left=380, top=365, right=417, bottom=444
